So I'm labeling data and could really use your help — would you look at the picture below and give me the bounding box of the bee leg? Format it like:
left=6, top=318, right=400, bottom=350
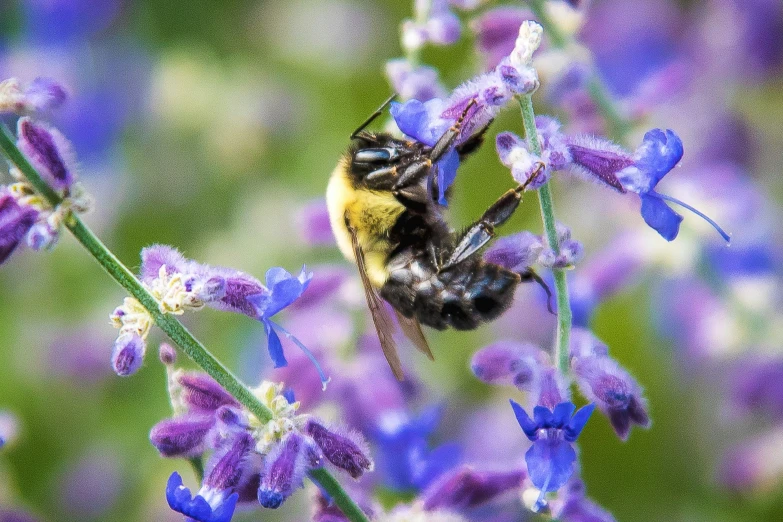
left=429, top=98, right=478, bottom=163
left=456, top=118, right=494, bottom=160
left=442, top=187, right=524, bottom=269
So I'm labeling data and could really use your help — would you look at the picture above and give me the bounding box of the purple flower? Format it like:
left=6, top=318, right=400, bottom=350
left=385, top=59, right=447, bottom=102
left=110, top=332, right=146, bottom=377
left=0, top=190, right=39, bottom=265
left=178, top=372, right=241, bottom=413
left=566, top=129, right=730, bottom=242
left=470, top=340, right=547, bottom=389
left=0, top=77, right=68, bottom=115
left=730, top=358, right=783, bottom=420
left=570, top=329, right=650, bottom=441
left=258, top=432, right=315, bottom=508
left=421, top=465, right=524, bottom=511
left=296, top=199, right=335, bottom=246
left=495, top=117, right=572, bottom=189
left=373, top=405, right=461, bottom=491
left=538, top=224, right=583, bottom=270
left=470, top=7, right=530, bottom=69
left=304, top=420, right=373, bottom=479
left=510, top=400, right=594, bottom=510
left=402, top=0, right=461, bottom=52
left=483, top=231, right=543, bottom=273
left=17, top=117, right=76, bottom=192
left=150, top=414, right=215, bottom=457
left=555, top=479, right=617, bottom=522
left=166, top=471, right=238, bottom=522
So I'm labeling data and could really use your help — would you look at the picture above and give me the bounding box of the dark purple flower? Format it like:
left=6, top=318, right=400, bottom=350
left=483, top=231, right=543, bottom=273
left=258, top=432, right=314, bottom=509
left=150, top=414, right=215, bottom=458
left=566, top=129, right=730, bottom=242
left=570, top=329, right=650, bottom=441
left=178, top=372, right=241, bottom=413
left=304, top=419, right=373, bottom=479
left=0, top=190, right=39, bottom=265
left=510, top=400, right=594, bottom=510
left=385, top=59, right=446, bottom=102
left=296, top=199, right=335, bottom=246
left=110, top=332, right=146, bottom=377
left=166, top=471, right=238, bottom=522
left=17, top=117, right=76, bottom=191
left=421, top=465, right=524, bottom=511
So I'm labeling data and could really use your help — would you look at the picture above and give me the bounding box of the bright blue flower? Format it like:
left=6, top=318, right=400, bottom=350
left=166, top=472, right=239, bottom=522
left=510, top=400, right=594, bottom=511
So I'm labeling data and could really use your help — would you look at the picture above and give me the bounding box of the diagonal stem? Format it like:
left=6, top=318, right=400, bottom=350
left=0, top=125, right=370, bottom=522
left=518, top=96, right=572, bottom=374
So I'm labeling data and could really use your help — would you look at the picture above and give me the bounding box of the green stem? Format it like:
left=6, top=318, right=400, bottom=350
left=0, top=125, right=369, bottom=522
left=526, top=0, right=630, bottom=143
left=309, top=468, right=370, bottom=522
left=518, top=96, right=572, bottom=374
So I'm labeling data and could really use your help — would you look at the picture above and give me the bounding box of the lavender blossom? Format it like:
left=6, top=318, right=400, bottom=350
left=421, top=466, right=525, bottom=511
left=510, top=400, right=595, bottom=511
left=0, top=77, right=67, bottom=115
left=386, top=59, right=447, bottom=102
left=0, top=189, right=39, bottom=265
left=401, top=0, right=462, bottom=53
left=110, top=332, right=146, bottom=377
left=495, top=117, right=571, bottom=189
left=304, top=419, right=373, bottom=479
left=17, top=117, right=77, bottom=192
left=257, top=432, right=313, bottom=508
left=470, top=340, right=547, bottom=389
left=150, top=414, right=215, bottom=457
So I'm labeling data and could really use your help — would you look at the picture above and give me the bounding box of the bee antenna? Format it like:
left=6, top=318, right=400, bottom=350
left=351, top=93, right=398, bottom=139
left=523, top=269, right=556, bottom=315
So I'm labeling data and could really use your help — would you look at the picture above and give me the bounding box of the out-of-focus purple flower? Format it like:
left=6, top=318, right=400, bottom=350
left=385, top=59, right=447, bottom=102
left=0, top=410, right=19, bottom=449
left=730, top=358, right=783, bottom=420
left=510, top=400, right=594, bottom=511
left=373, top=405, right=461, bottom=491
left=402, top=0, right=461, bottom=53
left=570, top=329, right=650, bottom=441
left=22, top=0, right=122, bottom=45
left=719, top=426, right=783, bottom=492
left=421, top=465, right=524, bottom=511
left=470, top=340, right=547, bottom=389
left=58, top=451, right=122, bottom=519
left=110, top=332, right=146, bottom=377
left=166, top=471, right=238, bottom=522
left=0, top=189, right=39, bottom=265
left=554, top=478, right=617, bottom=522
left=566, top=129, right=730, bottom=242
left=538, top=223, right=583, bottom=270
left=17, top=117, right=76, bottom=192
left=258, top=432, right=314, bottom=508
left=0, top=77, right=67, bottom=115
left=470, top=7, right=529, bottom=69
left=296, top=199, right=335, bottom=246
left=0, top=509, right=41, bottom=522
left=305, top=419, right=373, bottom=478
left=496, top=117, right=571, bottom=189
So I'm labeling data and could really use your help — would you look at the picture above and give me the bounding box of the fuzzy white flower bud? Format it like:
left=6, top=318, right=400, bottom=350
left=510, top=21, right=544, bottom=68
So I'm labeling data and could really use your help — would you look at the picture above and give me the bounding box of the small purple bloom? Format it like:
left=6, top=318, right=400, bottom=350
left=402, top=0, right=461, bottom=51
left=139, top=245, right=190, bottom=283
left=17, top=117, right=76, bottom=192
left=570, top=330, right=650, bottom=441
left=110, top=332, right=146, bottom=377
left=385, top=59, right=447, bottom=102
left=0, top=77, right=67, bottom=115
left=200, top=432, right=255, bottom=499
left=538, top=223, right=584, bottom=270
left=178, top=372, right=241, bottom=413
left=495, top=117, right=572, bottom=189
left=0, top=190, right=39, bottom=265
left=166, top=471, right=238, bottom=522
left=730, top=358, right=783, bottom=420
left=555, top=479, right=617, bottom=522
left=566, top=129, right=730, bottom=242
left=258, top=432, right=312, bottom=509
left=510, top=400, right=594, bottom=509
left=159, top=343, right=177, bottom=365
left=470, top=7, right=530, bottom=69
left=304, top=420, right=373, bottom=479
left=150, top=414, right=215, bottom=458
left=483, top=231, right=543, bottom=273
left=470, top=340, right=547, bottom=389
left=26, top=220, right=59, bottom=251
left=421, top=465, right=524, bottom=511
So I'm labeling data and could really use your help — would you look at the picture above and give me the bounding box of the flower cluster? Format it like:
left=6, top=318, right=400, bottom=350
left=153, top=350, right=372, bottom=521
left=109, top=245, right=328, bottom=386
left=484, top=224, right=583, bottom=272
left=0, top=82, right=93, bottom=266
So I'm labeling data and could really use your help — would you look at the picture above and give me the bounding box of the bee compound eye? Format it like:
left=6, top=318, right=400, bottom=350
left=354, top=148, right=396, bottom=163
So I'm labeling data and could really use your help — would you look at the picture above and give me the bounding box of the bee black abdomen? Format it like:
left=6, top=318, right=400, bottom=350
left=381, top=259, right=520, bottom=332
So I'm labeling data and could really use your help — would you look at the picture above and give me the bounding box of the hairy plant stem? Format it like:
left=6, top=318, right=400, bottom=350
left=525, top=0, right=631, bottom=142
left=518, top=96, right=572, bottom=374
left=0, top=125, right=369, bottom=522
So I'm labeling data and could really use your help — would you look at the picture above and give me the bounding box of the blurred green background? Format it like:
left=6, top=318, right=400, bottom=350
left=1, top=0, right=782, bottom=521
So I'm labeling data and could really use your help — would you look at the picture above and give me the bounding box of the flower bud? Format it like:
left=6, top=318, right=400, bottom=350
left=258, top=432, right=310, bottom=509
left=0, top=190, right=39, bottom=265
left=305, top=420, right=373, bottom=479
left=158, top=343, right=177, bottom=365
left=178, top=372, right=240, bottom=412
left=149, top=414, right=214, bottom=457
left=17, top=117, right=76, bottom=191
left=422, top=465, right=524, bottom=511
left=110, top=332, right=146, bottom=376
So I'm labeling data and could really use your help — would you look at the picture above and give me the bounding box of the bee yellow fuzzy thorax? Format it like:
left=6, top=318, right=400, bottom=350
left=326, top=161, right=405, bottom=288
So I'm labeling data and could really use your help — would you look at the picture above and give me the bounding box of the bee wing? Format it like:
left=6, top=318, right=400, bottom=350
left=348, top=224, right=405, bottom=381
left=393, top=309, right=434, bottom=361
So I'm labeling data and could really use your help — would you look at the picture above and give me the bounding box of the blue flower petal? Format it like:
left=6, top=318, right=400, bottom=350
left=564, top=403, right=595, bottom=442
left=533, top=406, right=554, bottom=428
left=510, top=400, right=539, bottom=440
left=390, top=99, right=437, bottom=146
left=264, top=321, right=287, bottom=368
left=165, top=472, right=238, bottom=522
left=552, top=402, right=576, bottom=428
left=640, top=193, right=683, bottom=241
left=264, top=278, right=305, bottom=317
left=414, top=441, right=462, bottom=490
left=265, top=266, right=294, bottom=288
left=525, top=439, right=577, bottom=493
left=635, top=129, right=683, bottom=189
left=435, top=148, right=460, bottom=206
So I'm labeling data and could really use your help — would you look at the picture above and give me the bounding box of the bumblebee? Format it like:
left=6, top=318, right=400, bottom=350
left=327, top=96, right=540, bottom=379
